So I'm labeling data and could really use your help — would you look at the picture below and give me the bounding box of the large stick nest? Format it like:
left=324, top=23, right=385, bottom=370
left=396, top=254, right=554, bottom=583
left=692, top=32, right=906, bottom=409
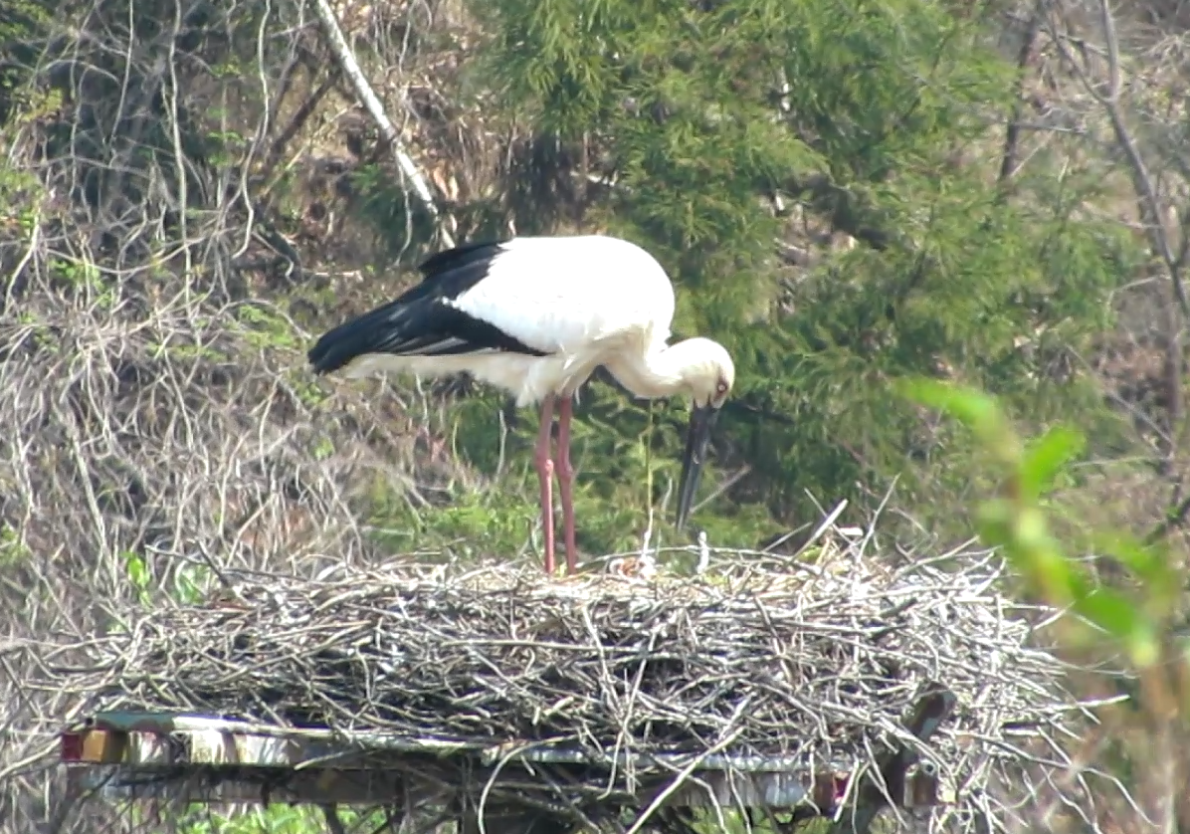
left=46, top=544, right=1091, bottom=831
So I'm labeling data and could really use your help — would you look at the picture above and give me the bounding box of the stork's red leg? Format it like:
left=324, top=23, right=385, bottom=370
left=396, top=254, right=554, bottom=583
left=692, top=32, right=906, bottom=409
left=556, top=396, right=578, bottom=575
left=535, top=395, right=557, bottom=574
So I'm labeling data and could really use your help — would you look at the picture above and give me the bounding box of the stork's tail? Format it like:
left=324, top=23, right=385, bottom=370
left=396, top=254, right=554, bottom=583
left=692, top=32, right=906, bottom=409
left=307, top=299, right=404, bottom=375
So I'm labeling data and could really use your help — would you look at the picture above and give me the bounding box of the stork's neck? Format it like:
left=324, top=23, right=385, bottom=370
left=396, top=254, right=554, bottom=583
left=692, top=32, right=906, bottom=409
left=604, top=340, right=693, bottom=399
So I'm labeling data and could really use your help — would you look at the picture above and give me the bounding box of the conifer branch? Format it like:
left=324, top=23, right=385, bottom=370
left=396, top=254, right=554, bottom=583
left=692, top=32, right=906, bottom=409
left=310, top=0, right=456, bottom=248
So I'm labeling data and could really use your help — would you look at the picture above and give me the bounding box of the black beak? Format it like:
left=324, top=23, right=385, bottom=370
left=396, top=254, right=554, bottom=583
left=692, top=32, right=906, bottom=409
left=676, top=402, right=720, bottom=531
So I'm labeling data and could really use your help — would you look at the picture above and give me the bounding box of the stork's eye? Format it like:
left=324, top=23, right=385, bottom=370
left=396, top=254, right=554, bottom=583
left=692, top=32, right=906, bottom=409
left=716, top=380, right=728, bottom=394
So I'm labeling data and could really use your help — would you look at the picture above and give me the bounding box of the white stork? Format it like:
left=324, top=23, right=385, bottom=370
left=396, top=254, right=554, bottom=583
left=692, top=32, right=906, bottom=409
left=308, top=234, right=735, bottom=575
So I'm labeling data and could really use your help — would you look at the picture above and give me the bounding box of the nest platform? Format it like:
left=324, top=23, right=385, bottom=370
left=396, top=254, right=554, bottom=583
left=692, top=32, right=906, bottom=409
left=51, top=547, right=1084, bottom=833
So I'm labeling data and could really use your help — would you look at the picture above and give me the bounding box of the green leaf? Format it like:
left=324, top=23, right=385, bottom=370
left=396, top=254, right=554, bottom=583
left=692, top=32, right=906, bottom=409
left=898, top=378, right=1001, bottom=436
left=1071, top=584, right=1159, bottom=668
left=974, top=497, right=1014, bottom=548
left=120, top=550, right=148, bottom=591
left=1090, top=531, right=1178, bottom=611
left=1020, top=425, right=1085, bottom=500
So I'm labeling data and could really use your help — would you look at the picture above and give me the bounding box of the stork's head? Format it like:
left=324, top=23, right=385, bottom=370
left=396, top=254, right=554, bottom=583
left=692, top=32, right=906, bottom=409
left=675, top=338, right=735, bottom=532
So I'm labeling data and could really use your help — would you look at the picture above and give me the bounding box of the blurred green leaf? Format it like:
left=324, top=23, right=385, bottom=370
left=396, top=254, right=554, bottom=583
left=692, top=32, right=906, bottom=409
left=900, top=379, right=1000, bottom=432
left=1092, top=531, right=1178, bottom=612
left=974, top=497, right=1014, bottom=548
left=1020, top=426, right=1085, bottom=501
left=899, top=378, right=1020, bottom=465
left=1071, top=583, right=1159, bottom=668
left=121, top=551, right=147, bottom=589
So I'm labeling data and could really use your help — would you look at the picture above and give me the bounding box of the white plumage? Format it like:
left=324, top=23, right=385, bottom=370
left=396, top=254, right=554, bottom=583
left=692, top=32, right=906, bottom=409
left=309, top=234, right=735, bottom=575
left=327, top=236, right=677, bottom=405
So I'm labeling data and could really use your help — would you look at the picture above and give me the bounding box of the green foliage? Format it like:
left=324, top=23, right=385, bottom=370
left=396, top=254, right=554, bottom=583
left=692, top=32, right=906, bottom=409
left=0, top=523, right=30, bottom=566
left=360, top=461, right=540, bottom=562
left=235, top=303, right=300, bottom=351
left=901, top=378, right=1190, bottom=827
left=127, top=803, right=387, bottom=834
left=116, top=548, right=216, bottom=608
left=0, top=0, right=52, bottom=124
left=349, top=164, right=444, bottom=260
left=174, top=563, right=217, bottom=605
left=120, top=550, right=152, bottom=606
left=902, top=379, right=1179, bottom=669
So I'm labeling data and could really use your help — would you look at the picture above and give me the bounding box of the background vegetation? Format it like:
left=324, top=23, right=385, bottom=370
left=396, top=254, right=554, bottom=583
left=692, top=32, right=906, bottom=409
left=4, top=0, right=1190, bottom=830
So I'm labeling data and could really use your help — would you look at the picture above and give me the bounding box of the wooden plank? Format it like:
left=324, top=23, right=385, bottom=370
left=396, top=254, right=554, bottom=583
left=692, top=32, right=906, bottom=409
left=61, top=734, right=839, bottom=809
left=77, top=713, right=848, bottom=773
left=81, top=729, right=126, bottom=763
left=60, top=711, right=953, bottom=814
left=72, top=763, right=841, bottom=810
left=64, top=727, right=370, bottom=768
left=71, top=765, right=441, bottom=805
left=79, top=713, right=478, bottom=754
left=65, top=714, right=858, bottom=775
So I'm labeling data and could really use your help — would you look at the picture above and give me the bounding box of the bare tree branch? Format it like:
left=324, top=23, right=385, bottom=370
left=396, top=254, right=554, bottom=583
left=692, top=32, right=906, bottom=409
left=1049, top=0, right=1190, bottom=319
left=998, top=0, right=1044, bottom=189
left=1046, top=0, right=1188, bottom=478
left=311, top=0, right=457, bottom=248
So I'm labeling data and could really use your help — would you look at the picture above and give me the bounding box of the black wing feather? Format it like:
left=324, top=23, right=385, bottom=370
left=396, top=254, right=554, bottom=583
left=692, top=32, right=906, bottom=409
left=416, top=239, right=505, bottom=278
left=308, top=240, right=547, bottom=375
